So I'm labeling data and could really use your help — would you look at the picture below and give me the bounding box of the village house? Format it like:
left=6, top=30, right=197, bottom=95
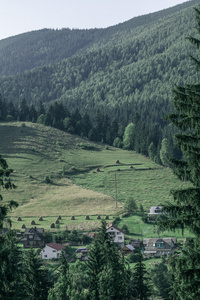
left=143, top=237, right=177, bottom=257
left=41, top=242, right=66, bottom=259
left=106, top=224, right=125, bottom=249
left=21, top=227, right=44, bottom=248
left=148, top=206, right=165, bottom=217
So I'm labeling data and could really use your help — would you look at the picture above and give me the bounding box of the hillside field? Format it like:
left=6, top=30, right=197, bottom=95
left=0, top=122, right=191, bottom=231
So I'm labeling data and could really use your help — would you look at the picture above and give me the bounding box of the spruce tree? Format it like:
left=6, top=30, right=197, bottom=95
left=132, top=251, right=151, bottom=300
left=86, top=220, right=130, bottom=300
left=48, top=250, right=69, bottom=300
left=0, top=155, right=21, bottom=299
left=0, top=232, right=24, bottom=299
left=158, top=6, right=200, bottom=299
left=23, top=248, right=50, bottom=300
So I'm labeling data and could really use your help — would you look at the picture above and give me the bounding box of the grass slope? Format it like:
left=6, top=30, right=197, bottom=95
left=0, top=122, right=191, bottom=229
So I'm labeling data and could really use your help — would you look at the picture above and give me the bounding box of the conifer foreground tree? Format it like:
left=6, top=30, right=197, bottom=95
left=159, top=6, right=200, bottom=299
left=132, top=251, right=151, bottom=300
left=23, top=248, right=50, bottom=300
left=86, top=220, right=131, bottom=300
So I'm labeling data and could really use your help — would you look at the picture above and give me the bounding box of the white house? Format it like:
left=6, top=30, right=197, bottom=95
left=41, top=242, right=66, bottom=259
left=148, top=206, right=165, bottom=216
left=106, top=224, right=125, bottom=248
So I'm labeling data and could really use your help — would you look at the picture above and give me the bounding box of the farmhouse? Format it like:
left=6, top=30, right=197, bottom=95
left=143, top=237, right=177, bottom=257
left=21, top=227, right=44, bottom=248
left=106, top=224, right=125, bottom=248
left=148, top=206, right=166, bottom=217
left=41, top=242, right=66, bottom=259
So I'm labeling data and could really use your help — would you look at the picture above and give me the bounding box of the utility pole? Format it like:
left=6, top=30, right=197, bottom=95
left=115, top=172, right=117, bottom=208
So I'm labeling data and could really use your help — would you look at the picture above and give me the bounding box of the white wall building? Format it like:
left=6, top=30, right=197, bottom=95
left=41, top=242, right=65, bottom=259
left=106, top=224, right=125, bottom=248
left=148, top=206, right=165, bottom=216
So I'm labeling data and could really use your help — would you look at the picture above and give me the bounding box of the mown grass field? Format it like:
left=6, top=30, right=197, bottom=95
left=0, top=122, right=192, bottom=234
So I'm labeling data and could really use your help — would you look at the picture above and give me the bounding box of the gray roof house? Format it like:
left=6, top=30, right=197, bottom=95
left=21, top=227, right=45, bottom=248
left=143, top=237, right=177, bottom=257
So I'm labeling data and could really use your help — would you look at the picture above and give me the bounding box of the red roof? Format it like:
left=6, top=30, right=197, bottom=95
left=46, top=242, right=66, bottom=251
left=106, top=224, right=125, bottom=234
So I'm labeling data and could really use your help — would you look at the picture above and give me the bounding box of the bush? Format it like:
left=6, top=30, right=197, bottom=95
left=142, top=215, right=148, bottom=223
left=127, top=252, right=140, bottom=263
left=43, top=175, right=52, bottom=184
left=6, top=115, right=14, bottom=122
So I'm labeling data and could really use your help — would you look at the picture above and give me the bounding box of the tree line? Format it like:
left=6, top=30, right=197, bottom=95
left=0, top=95, right=182, bottom=166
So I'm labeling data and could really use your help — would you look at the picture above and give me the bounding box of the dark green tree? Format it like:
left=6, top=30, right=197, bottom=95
left=0, top=155, right=20, bottom=299
left=48, top=251, right=69, bottom=300
left=38, top=100, right=46, bottom=116
left=23, top=248, right=50, bottom=300
left=29, top=104, right=38, bottom=122
left=150, top=260, right=172, bottom=299
left=86, top=220, right=130, bottom=300
left=123, top=198, right=137, bottom=214
left=0, top=155, right=17, bottom=229
left=132, top=251, right=151, bottom=300
left=0, top=232, right=24, bottom=299
left=18, top=98, right=29, bottom=121
left=0, top=94, right=7, bottom=121
left=81, top=112, right=92, bottom=137
left=86, top=239, right=104, bottom=299
left=158, top=6, right=200, bottom=299
left=67, top=260, right=88, bottom=299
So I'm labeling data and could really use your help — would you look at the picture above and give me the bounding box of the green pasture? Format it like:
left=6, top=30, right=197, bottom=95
left=115, top=214, right=193, bottom=241
left=0, top=122, right=192, bottom=233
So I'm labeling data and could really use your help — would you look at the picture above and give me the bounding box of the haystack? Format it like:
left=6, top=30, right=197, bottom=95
left=71, top=216, right=75, bottom=220
left=105, top=215, right=109, bottom=220
left=17, top=217, right=22, bottom=221
left=116, top=160, right=120, bottom=164
left=39, top=216, right=43, bottom=221
left=97, top=215, right=101, bottom=219
left=55, top=219, right=60, bottom=224
left=21, top=224, right=26, bottom=229
left=85, top=215, right=90, bottom=220
left=31, top=220, right=36, bottom=225
left=50, top=223, right=55, bottom=228
left=96, top=167, right=100, bottom=172
left=58, top=215, right=62, bottom=220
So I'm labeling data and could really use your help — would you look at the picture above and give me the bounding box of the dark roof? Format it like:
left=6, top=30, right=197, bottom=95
left=24, top=227, right=44, bottom=234
left=46, top=243, right=66, bottom=251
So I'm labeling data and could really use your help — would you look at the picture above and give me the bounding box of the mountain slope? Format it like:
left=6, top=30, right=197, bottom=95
left=0, top=0, right=199, bottom=127
left=0, top=0, right=198, bottom=77
left=1, top=122, right=191, bottom=217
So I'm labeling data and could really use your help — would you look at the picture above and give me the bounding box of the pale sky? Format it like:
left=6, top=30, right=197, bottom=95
left=0, top=0, right=191, bottom=41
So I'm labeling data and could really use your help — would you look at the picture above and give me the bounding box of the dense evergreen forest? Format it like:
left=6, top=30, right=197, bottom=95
left=0, top=1, right=199, bottom=164
left=1, top=1, right=200, bottom=299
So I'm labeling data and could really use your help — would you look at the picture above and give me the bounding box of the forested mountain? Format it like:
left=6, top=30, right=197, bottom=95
left=0, top=0, right=197, bottom=78
left=0, top=0, right=199, bottom=162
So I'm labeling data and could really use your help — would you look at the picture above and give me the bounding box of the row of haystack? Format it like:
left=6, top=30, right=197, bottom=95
left=18, top=214, right=110, bottom=229
left=50, top=215, right=62, bottom=228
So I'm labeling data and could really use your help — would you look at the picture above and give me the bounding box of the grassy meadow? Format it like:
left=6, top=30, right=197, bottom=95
left=0, top=122, right=192, bottom=234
